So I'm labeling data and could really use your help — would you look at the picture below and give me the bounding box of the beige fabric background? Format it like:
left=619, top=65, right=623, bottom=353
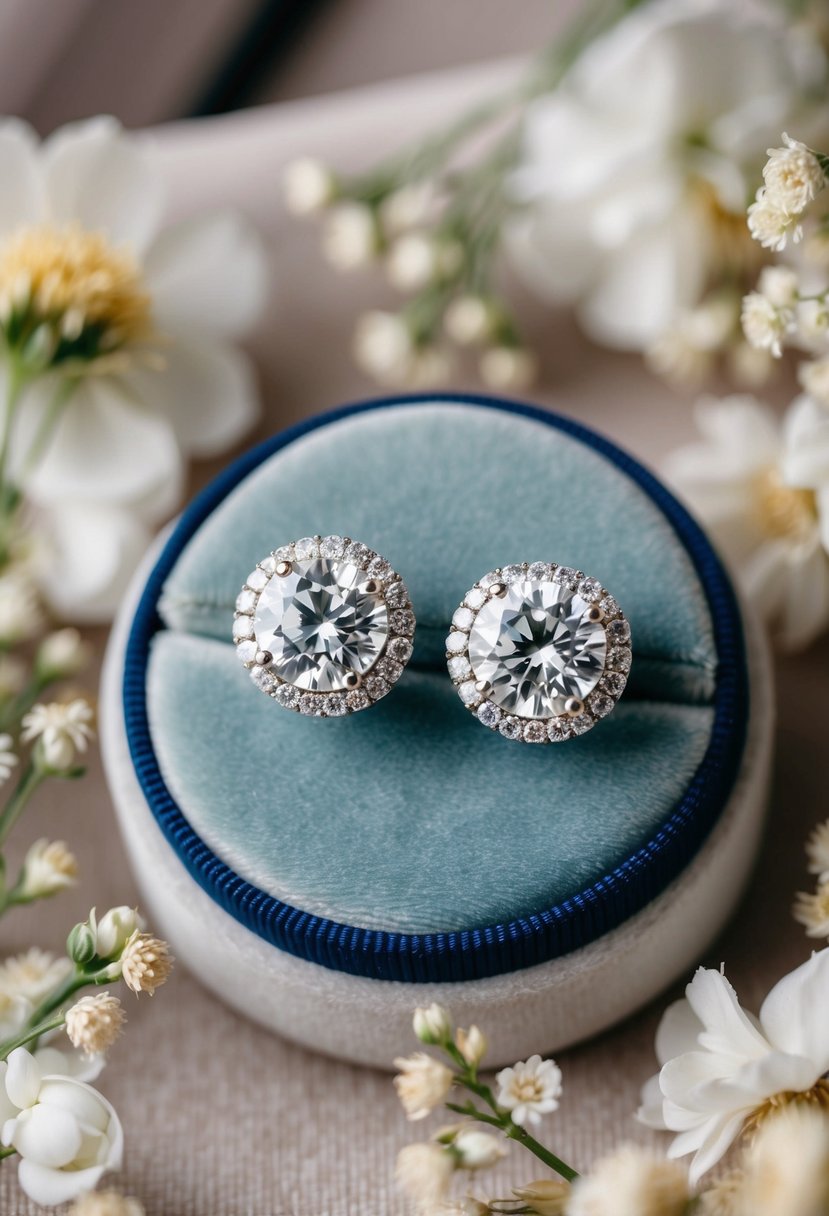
left=0, top=61, right=824, bottom=1216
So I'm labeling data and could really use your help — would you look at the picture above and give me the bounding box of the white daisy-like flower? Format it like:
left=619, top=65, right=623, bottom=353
left=0, top=948, right=71, bottom=1006
left=495, top=1055, right=562, bottom=1127
left=638, top=950, right=829, bottom=1184
left=16, top=837, right=78, bottom=900
left=741, top=291, right=793, bottom=357
left=0, top=731, right=17, bottom=784
left=568, top=1144, right=689, bottom=1216
left=393, top=1052, right=454, bottom=1120
left=21, top=696, right=95, bottom=770
left=793, top=884, right=829, bottom=939
left=0, top=116, right=266, bottom=621
left=807, top=820, right=829, bottom=882
left=748, top=189, right=802, bottom=251
left=763, top=134, right=826, bottom=216
left=664, top=394, right=829, bottom=651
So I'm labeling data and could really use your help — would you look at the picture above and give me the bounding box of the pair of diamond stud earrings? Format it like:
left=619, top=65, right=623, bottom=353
left=232, top=535, right=631, bottom=745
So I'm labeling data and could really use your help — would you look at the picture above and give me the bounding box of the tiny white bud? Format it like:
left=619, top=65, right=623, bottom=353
left=353, top=310, right=413, bottom=384
left=413, top=1002, right=453, bottom=1044
left=283, top=157, right=336, bottom=215
left=322, top=203, right=377, bottom=270
left=17, top=838, right=78, bottom=900
left=380, top=182, right=436, bottom=233
left=480, top=346, right=537, bottom=391
left=445, top=296, right=494, bottom=345
left=453, top=1128, right=507, bottom=1170
left=455, top=1024, right=487, bottom=1067
left=513, top=1178, right=572, bottom=1216
left=387, top=233, right=439, bottom=291
left=36, top=628, right=91, bottom=680
left=93, top=906, right=144, bottom=959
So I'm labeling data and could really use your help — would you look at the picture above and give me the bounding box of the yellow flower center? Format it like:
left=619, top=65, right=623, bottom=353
left=754, top=467, right=818, bottom=541
left=743, top=1078, right=829, bottom=1138
left=0, top=222, right=155, bottom=364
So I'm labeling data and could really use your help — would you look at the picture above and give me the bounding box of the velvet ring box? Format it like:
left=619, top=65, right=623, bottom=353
left=101, top=394, right=773, bottom=1068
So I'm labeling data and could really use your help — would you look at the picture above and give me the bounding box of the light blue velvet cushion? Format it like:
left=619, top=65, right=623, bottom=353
left=148, top=402, right=717, bottom=933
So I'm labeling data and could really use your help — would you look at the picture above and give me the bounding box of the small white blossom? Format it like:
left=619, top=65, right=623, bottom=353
left=512, top=1178, right=571, bottom=1215
left=0, top=572, right=43, bottom=645
left=387, top=233, right=440, bottom=291
left=799, top=356, right=829, bottom=408
left=806, top=819, right=829, bottom=882
left=353, top=310, right=450, bottom=387
left=0, top=1046, right=123, bottom=1205
left=0, top=732, right=17, bottom=784
left=21, top=697, right=95, bottom=770
left=282, top=157, right=335, bottom=215
left=453, top=1128, right=506, bottom=1170
left=444, top=296, right=495, bottom=345
left=741, top=292, right=793, bottom=358
left=118, top=930, right=173, bottom=995
left=763, top=135, right=826, bottom=216
left=758, top=265, right=799, bottom=310
left=748, top=190, right=802, bottom=251
left=393, top=1052, right=454, bottom=1120
left=479, top=346, right=537, bottom=392
left=728, top=341, right=776, bottom=388
left=322, top=202, right=377, bottom=270
left=0, top=948, right=71, bottom=1005
left=495, top=1055, right=562, bottom=1127
left=36, top=628, right=91, bottom=680
left=793, top=883, right=829, bottom=938
left=91, top=906, right=144, bottom=959
left=395, top=1142, right=455, bottom=1207
left=796, top=298, right=829, bottom=350
left=380, top=182, right=436, bottom=234
left=17, top=838, right=78, bottom=900
left=70, top=1190, right=145, bottom=1216
left=413, top=1003, right=453, bottom=1045
left=65, top=992, right=126, bottom=1057
left=455, top=1025, right=487, bottom=1068
left=741, top=1106, right=829, bottom=1216
left=568, top=1145, right=689, bottom=1216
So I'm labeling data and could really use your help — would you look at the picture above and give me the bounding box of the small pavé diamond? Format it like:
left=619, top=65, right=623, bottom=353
left=554, top=567, right=579, bottom=588
left=601, top=671, right=627, bottom=697
left=465, top=587, right=486, bottom=609
left=346, top=689, right=370, bottom=711
left=345, top=541, right=372, bottom=567
left=547, top=718, right=571, bottom=743
left=273, top=545, right=294, bottom=562
left=236, top=589, right=256, bottom=614
left=523, top=720, right=547, bottom=743
left=377, top=657, right=402, bottom=682
left=275, top=683, right=300, bottom=709
left=388, top=637, right=413, bottom=664
left=251, top=666, right=276, bottom=692
left=233, top=616, right=254, bottom=640
left=325, top=694, right=348, bottom=716
left=452, top=606, right=474, bottom=631
left=365, top=675, right=390, bottom=701
left=608, top=646, right=632, bottom=673
left=320, top=535, right=346, bottom=559
left=607, top=618, right=631, bottom=644
left=246, top=568, right=269, bottom=592
left=527, top=562, right=552, bottom=581
left=600, top=595, right=620, bottom=618
left=385, top=581, right=409, bottom=608
left=459, top=681, right=481, bottom=706
left=499, top=716, right=523, bottom=740
left=259, top=556, right=277, bottom=575
left=391, top=610, right=415, bottom=635
left=588, top=691, right=614, bottom=718
left=236, top=639, right=256, bottom=665
left=570, top=713, right=593, bottom=735
left=578, top=576, right=602, bottom=603
left=502, top=564, right=525, bottom=584
left=368, top=555, right=392, bottom=580
left=478, top=572, right=500, bottom=589
left=299, top=694, right=319, bottom=715
left=446, top=631, right=467, bottom=654
left=294, top=537, right=319, bottom=560
left=447, top=656, right=471, bottom=680
left=477, top=702, right=502, bottom=728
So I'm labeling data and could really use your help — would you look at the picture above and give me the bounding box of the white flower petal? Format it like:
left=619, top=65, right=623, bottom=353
left=0, top=1064, right=18, bottom=1125
left=671, top=1110, right=748, bottom=1186
left=655, top=998, right=704, bottom=1066
left=0, top=118, right=44, bottom=234
left=17, top=1158, right=109, bottom=1207
left=781, top=394, right=829, bottom=489
left=684, top=968, right=770, bottom=1061
left=124, top=333, right=259, bottom=458
left=37, top=503, right=154, bottom=624
left=5, top=1047, right=41, bottom=1110
left=144, top=210, right=268, bottom=338
left=43, top=116, right=164, bottom=254
left=744, top=533, right=829, bottom=652
left=706, top=1051, right=820, bottom=1110
left=758, top=949, right=829, bottom=1074
left=11, top=1103, right=82, bottom=1169
left=34, top=1046, right=104, bottom=1085
left=19, top=376, right=183, bottom=513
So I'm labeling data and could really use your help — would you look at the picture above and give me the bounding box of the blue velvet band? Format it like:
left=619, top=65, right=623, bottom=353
left=123, top=393, right=748, bottom=983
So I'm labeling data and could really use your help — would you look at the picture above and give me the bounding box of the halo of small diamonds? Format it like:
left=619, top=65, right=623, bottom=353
left=233, top=536, right=414, bottom=716
left=447, top=562, right=630, bottom=743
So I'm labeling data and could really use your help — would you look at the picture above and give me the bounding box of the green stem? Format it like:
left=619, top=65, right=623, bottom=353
left=0, top=355, right=27, bottom=495
left=0, top=1145, right=17, bottom=1161
left=19, top=376, right=77, bottom=483
left=504, top=1123, right=579, bottom=1183
left=0, top=1012, right=66, bottom=1060
left=0, top=672, right=50, bottom=735
left=0, top=761, right=44, bottom=849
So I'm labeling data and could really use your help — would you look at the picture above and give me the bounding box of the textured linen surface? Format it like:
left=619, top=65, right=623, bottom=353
left=0, top=63, right=816, bottom=1216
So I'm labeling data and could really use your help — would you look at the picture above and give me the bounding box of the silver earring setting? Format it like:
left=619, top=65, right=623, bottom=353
left=446, top=563, right=630, bottom=743
left=233, top=536, right=415, bottom=716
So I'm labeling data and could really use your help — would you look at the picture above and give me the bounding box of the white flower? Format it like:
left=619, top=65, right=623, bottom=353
left=282, top=157, right=335, bottom=215
left=17, top=838, right=78, bottom=899
left=380, top=182, right=436, bottom=234
left=387, top=233, right=439, bottom=291
left=65, top=993, right=125, bottom=1057
left=0, top=1046, right=122, bottom=1205
left=664, top=394, right=829, bottom=651
left=507, top=0, right=821, bottom=349
left=0, top=949, right=71, bottom=1006
left=455, top=1025, right=487, bottom=1068
left=413, top=1003, right=453, bottom=1045
left=568, top=1145, right=689, bottom=1216
left=90, top=906, right=144, bottom=959
left=758, top=265, right=799, bottom=310
left=70, top=1190, right=145, bottom=1216
left=741, top=1106, right=829, bottom=1216
left=763, top=134, right=826, bottom=216
left=21, top=697, right=95, bottom=770
left=495, top=1055, right=562, bottom=1127
left=395, top=1141, right=456, bottom=1207
left=0, top=731, right=17, bottom=784
left=444, top=296, right=495, bottom=346
left=647, top=293, right=739, bottom=384
left=796, top=298, right=829, bottom=350
left=480, top=346, right=537, bottom=392
left=453, top=1128, right=506, bottom=1170
left=748, top=190, right=802, bottom=251
left=512, top=1179, right=571, bottom=1215
left=322, top=202, right=377, bottom=269
left=807, top=819, right=829, bottom=882
left=799, top=356, right=829, bottom=408
left=353, top=310, right=450, bottom=387
left=638, top=950, right=829, bottom=1183
left=0, top=571, right=43, bottom=645
left=393, top=1052, right=454, bottom=1120
left=118, top=930, right=172, bottom=995
left=36, top=628, right=91, bottom=680
left=793, top=883, right=829, bottom=938
left=741, top=292, right=792, bottom=357
left=0, top=116, right=266, bottom=621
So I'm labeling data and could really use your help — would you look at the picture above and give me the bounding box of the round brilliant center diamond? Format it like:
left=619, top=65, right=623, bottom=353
left=468, top=579, right=606, bottom=718
left=254, top=558, right=388, bottom=692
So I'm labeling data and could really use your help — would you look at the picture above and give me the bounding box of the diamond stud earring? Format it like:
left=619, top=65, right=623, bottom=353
left=233, top=535, right=415, bottom=716
left=446, top=563, right=630, bottom=743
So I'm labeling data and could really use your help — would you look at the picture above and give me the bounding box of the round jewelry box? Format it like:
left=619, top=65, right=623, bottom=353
left=102, top=394, right=773, bottom=1068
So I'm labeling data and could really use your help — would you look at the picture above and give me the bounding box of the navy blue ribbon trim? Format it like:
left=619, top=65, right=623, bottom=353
left=123, top=393, right=749, bottom=983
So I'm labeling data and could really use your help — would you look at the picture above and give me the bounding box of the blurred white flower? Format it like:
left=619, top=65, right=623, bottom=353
left=748, top=190, right=803, bottom=252
left=282, top=157, right=336, bottom=215
left=380, top=182, right=436, bottom=234
left=762, top=134, right=826, bottom=216
left=353, top=310, right=450, bottom=387
left=444, top=296, right=494, bottom=346
left=387, top=232, right=440, bottom=291
left=512, top=1178, right=571, bottom=1216
left=741, top=1106, right=829, bottom=1216
left=70, top=1190, right=145, bottom=1216
left=568, top=1144, right=689, bottom=1216
left=35, top=628, right=91, bottom=681
left=452, top=1128, right=506, bottom=1170
left=665, top=394, right=829, bottom=651
left=395, top=1141, right=456, bottom=1208
left=0, top=731, right=17, bottom=784
left=0, top=116, right=266, bottom=621
left=455, top=1025, right=487, bottom=1068
left=322, top=202, right=377, bottom=269
left=0, top=1046, right=122, bottom=1205
left=413, top=1002, right=453, bottom=1046
left=16, top=838, right=78, bottom=900
left=807, top=819, right=829, bottom=883
left=741, top=291, right=793, bottom=357
left=394, top=1051, right=454, bottom=1120
left=799, top=356, right=829, bottom=408
left=638, top=951, right=829, bottom=1184
left=479, top=346, right=537, bottom=392
left=508, top=0, right=821, bottom=349
left=0, top=571, right=43, bottom=645
left=22, top=697, right=94, bottom=770
left=495, top=1055, right=562, bottom=1127
left=647, top=294, right=738, bottom=385
left=793, top=883, right=829, bottom=938
left=0, top=949, right=71, bottom=1006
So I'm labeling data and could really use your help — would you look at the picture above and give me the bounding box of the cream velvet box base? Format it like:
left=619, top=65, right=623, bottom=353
left=101, top=394, right=773, bottom=1069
